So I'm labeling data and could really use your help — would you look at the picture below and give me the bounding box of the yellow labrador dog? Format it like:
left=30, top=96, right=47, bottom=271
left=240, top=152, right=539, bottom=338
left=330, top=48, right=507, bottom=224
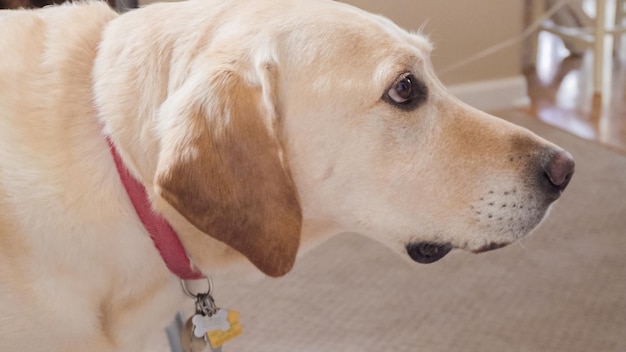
left=0, top=0, right=574, bottom=350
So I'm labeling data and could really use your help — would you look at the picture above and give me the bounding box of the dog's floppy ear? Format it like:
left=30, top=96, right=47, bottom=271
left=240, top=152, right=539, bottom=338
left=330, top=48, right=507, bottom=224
left=154, top=62, right=302, bottom=277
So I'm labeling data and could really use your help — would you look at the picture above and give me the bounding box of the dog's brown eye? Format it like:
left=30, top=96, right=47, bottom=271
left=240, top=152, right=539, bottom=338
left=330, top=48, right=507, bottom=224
left=383, top=73, right=428, bottom=110
left=388, top=75, right=414, bottom=103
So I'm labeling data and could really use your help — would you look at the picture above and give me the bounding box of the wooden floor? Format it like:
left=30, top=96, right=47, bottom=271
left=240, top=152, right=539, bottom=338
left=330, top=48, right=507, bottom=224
left=525, top=32, right=626, bottom=154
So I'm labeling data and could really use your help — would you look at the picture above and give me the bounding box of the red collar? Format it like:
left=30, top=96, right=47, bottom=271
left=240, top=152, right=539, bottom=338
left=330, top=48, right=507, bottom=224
left=106, top=136, right=204, bottom=280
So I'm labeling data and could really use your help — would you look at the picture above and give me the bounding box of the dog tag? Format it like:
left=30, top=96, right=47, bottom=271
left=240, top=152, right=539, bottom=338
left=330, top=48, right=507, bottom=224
left=192, top=310, right=229, bottom=338
left=179, top=279, right=239, bottom=351
left=181, top=316, right=222, bottom=352
left=204, top=309, right=242, bottom=348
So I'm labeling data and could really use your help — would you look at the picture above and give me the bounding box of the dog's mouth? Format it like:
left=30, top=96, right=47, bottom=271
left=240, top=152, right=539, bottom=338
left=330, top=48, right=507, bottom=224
left=406, top=241, right=511, bottom=264
left=406, top=242, right=453, bottom=264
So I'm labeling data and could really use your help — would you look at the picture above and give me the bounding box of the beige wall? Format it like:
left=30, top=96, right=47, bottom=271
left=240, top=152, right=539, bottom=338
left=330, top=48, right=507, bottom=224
left=138, top=0, right=524, bottom=85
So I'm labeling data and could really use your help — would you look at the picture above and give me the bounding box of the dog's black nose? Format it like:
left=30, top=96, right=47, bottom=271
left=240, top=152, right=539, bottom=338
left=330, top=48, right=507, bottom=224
left=406, top=242, right=452, bottom=264
left=543, top=150, right=575, bottom=192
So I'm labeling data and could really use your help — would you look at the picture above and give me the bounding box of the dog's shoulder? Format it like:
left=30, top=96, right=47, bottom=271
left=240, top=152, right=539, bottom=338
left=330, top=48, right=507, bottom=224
left=0, top=2, right=117, bottom=54
left=0, top=2, right=118, bottom=149
left=0, top=3, right=117, bottom=142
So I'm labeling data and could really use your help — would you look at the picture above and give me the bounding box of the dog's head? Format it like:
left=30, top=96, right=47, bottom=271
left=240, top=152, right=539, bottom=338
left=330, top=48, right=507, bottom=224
left=94, top=0, right=573, bottom=277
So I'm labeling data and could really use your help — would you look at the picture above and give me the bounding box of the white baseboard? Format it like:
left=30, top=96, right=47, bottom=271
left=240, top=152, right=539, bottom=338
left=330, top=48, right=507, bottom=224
left=447, top=75, right=529, bottom=112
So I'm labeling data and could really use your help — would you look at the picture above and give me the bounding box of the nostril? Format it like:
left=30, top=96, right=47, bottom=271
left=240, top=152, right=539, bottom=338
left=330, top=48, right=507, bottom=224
left=544, top=150, right=575, bottom=191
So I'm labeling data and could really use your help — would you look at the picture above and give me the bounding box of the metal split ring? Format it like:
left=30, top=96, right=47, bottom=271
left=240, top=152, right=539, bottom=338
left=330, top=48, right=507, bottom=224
left=180, top=277, right=214, bottom=299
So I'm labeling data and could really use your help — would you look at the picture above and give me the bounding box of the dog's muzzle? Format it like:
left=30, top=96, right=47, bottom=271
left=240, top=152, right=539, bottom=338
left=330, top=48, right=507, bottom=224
left=406, top=242, right=453, bottom=264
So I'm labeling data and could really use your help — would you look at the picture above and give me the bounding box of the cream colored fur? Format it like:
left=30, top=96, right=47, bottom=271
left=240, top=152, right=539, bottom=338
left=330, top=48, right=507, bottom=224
left=0, top=0, right=571, bottom=351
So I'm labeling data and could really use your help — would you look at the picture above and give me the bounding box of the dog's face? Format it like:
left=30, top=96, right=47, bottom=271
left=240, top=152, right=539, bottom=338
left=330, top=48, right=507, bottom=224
left=95, top=0, right=573, bottom=277
left=272, top=4, right=574, bottom=264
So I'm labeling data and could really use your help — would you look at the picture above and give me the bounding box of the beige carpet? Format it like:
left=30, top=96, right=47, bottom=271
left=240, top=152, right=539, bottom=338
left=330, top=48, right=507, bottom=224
left=207, top=110, right=626, bottom=351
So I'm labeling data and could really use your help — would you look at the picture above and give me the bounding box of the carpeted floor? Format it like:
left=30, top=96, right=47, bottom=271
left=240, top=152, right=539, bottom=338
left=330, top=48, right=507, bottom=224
left=187, top=110, right=626, bottom=352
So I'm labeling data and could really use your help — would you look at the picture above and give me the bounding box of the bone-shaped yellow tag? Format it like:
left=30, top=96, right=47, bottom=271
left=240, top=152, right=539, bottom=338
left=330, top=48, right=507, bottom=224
left=206, top=310, right=242, bottom=348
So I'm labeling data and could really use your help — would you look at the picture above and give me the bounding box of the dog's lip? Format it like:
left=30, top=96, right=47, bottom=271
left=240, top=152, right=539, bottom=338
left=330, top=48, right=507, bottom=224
left=470, top=242, right=510, bottom=254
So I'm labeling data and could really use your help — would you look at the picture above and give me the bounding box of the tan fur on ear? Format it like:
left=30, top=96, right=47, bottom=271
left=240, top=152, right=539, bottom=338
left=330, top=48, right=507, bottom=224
left=155, top=68, right=302, bottom=277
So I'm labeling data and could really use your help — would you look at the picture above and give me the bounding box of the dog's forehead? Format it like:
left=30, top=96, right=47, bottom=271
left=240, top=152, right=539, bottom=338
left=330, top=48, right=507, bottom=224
left=331, top=8, right=434, bottom=76
left=301, top=2, right=432, bottom=54
left=271, top=2, right=433, bottom=82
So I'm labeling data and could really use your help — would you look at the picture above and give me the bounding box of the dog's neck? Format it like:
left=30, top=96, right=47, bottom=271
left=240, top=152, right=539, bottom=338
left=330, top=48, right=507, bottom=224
left=105, top=135, right=205, bottom=280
